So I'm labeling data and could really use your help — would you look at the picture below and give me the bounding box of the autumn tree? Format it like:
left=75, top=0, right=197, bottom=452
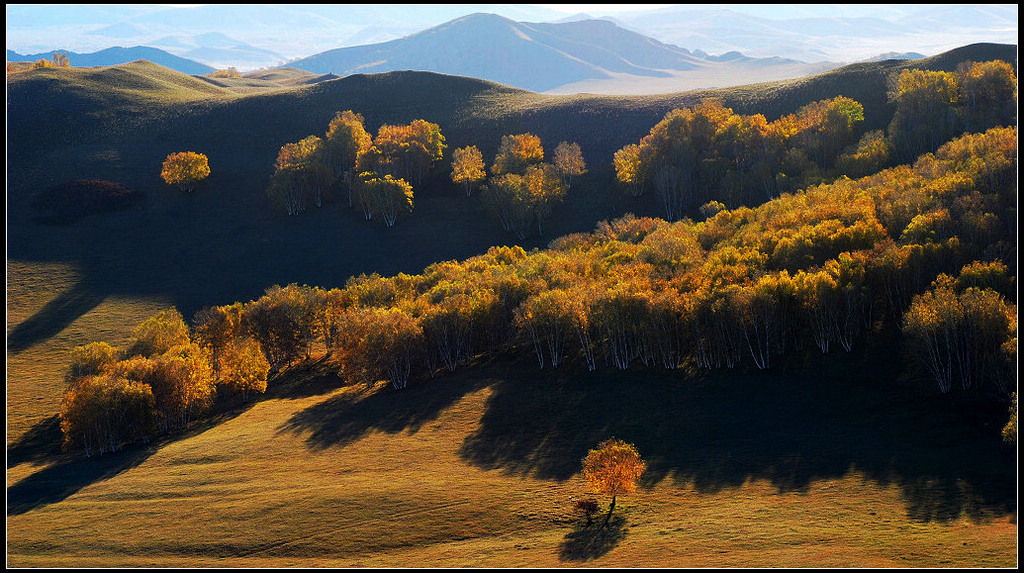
left=450, top=145, right=486, bottom=197
left=888, top=69, right=961, bottom=163
left=1002, top=392, right=1017, bottom=445
left=836, top=129, right=892, bottom=178
left=324, top=110, right=373, bottom=205
left=161, top=151, right=210, bottom=193
left=51, top=51, right=70, bottom=67
left=553, top=141, right=587, bottom=187
left=356, top=173, right=414, bottom=227
left=581, top=438, right=646, bottom=525
left=126, top=307, right=191, bottom=358
left=957, top=60, right=1017, bottom=134
left=59, top=373, right=157, bottom=456
left=903, top=274, right=1015, bottom=393
left=192, top=302, right=245, bottom=365
left=357, top=120, right=446, bottom=186
left=65, top=341, right=120, bottom=384
left=268, top=135, right=334, bottom=215
left=335, top=306, right=424, bottom=390
left=147, top=342, right=217, bottom=430
left=216, top=337, right=271, bottom=400
left=491, top=133, right=544, bottom=176
left=242, top=284, right=323, bottom=369
left=525, top=163, right=567, bottom=236
left=613, top=143, right=645, bottom=198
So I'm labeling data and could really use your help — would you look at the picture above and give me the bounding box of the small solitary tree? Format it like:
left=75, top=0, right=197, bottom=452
left=581, top=438, right=646, bottom=526
left=161, top=151, right=210, bottom=193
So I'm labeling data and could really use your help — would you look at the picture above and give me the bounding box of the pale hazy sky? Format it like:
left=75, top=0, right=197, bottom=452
left=536, top=4, right=674, bottom=13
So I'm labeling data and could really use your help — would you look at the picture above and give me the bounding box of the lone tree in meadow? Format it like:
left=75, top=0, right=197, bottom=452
left=582, top=438, right=646, bottom=526
left=161, top=151, right=210, bottom=192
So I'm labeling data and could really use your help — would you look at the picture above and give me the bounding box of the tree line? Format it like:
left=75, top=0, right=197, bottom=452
left=613, top=60, right=1017, bottom=220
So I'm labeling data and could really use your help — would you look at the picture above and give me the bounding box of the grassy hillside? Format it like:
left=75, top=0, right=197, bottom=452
left=9, top=44, right=1016, bottom=314
left=6, top=330, right=1017, bottom=567
left=6, top=42, right=1017, bottom=567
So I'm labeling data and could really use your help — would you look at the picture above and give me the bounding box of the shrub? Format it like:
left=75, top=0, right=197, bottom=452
left=30, top=179, right=142, bottom=224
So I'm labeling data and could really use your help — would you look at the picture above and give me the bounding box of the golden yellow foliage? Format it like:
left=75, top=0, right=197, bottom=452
left=582, top=438, right=646, bottom=502
left=161, top=151, right=210, bottom=192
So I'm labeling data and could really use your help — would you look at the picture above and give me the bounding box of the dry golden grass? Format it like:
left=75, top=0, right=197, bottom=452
left=7, top=375, right=1016, bottom=567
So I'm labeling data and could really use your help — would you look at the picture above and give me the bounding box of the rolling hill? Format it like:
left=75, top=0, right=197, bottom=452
left=7, top=43, right=1016, bottom=323
left=5, top=41, right=1018, bottom=568
left=6, top=46, right=216, bottom=75
left=284, top=13, right=834, bottom=93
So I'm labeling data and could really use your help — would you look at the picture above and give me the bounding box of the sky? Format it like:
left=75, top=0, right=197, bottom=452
left=535, top=4, right=673, bottom=13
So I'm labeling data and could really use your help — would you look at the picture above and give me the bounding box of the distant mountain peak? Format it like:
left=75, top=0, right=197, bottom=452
left=284, top=13, right=814, bottom=94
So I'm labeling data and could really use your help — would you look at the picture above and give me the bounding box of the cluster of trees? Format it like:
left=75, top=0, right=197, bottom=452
left=60, top=308, right=269, bottom=456
left=267, top=113, right=587, bottom=237
left=887, top=60, right=1018, bottom=164
left=267, top=110, right=445, bottom=226
left=30, top=51, right=70, bottom=69
left=451, top=134, right=587, bottom=239
left=614, top=61, right=1017, bottom=221
left=614, top=97, right=865, bottom=219
left=207, top=67, right=242, bottom=78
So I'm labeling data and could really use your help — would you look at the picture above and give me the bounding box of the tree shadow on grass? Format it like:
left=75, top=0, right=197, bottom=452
left=264, top=354, right=347, bottom=401
left=5, top=377, right=286, bottom=517
left=456, top=334, right=1017, bottom=524
left=557, top=514, right=628, bottom=562
left=6, top=279, right=107, bottom=354
left=6, top=415, right=65, bottom=469
left=275, top=373, right=489, bottom=450
left=6, top=443, right=158, bottom=517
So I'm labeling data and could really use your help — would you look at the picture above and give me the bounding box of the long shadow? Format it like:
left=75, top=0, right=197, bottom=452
left=6, top=415, right=65, bottom=469
left=6, top=370, right=299, bottom=517
left=6, top=279, right=107, bottom=353
left=558, top=514, right=628, bottom=562
left=6, top=444, right=157, bottom=517
left=455, top=334, right=1017, bottom=524
left=275, top=338, right=1016, bottom=523
left=264, top=354, right=347, bottom=401
left=276, top=373, right=488, bottom=450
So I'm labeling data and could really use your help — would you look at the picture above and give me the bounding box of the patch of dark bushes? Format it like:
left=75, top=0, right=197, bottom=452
left=31, top=179, right=143, bottom=224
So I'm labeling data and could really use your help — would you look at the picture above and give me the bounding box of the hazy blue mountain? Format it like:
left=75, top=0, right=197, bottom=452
left=5, top=4, right=569, bottom=69
left=284, top=13, right=815, bottom=93
left=607, top=4, right=1018, bottom=62
left=6, top=4, right=1015, bottom=75
left=7, top=46, right=215, bottom=75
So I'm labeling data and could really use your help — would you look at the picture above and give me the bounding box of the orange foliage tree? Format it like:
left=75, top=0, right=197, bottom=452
left=324, top=110, right=373, bottom=205
left=581, top=438, right=646, bottom=525
left=161, top=151, right=210, bottom=193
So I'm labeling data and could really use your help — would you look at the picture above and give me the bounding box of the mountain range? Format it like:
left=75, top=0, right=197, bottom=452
left=284, top=13, right=833, bottom=94
left=7, top=4, right=1017, bottom=70
left=7, top=46, right=215, bottom=75
left=5, top=4, right=1017, bottom=95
